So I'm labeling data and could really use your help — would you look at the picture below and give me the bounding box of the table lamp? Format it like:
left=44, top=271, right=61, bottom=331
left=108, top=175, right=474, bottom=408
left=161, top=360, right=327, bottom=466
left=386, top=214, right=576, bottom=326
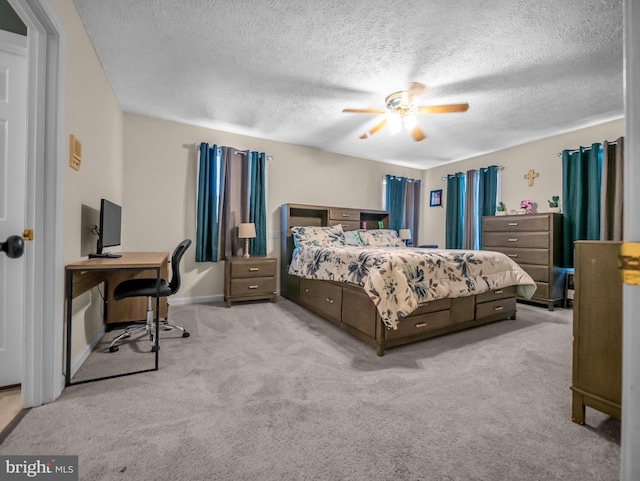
left=399, top=229, right=411, bottom=246
left=238, top=223, right=256, bottom=258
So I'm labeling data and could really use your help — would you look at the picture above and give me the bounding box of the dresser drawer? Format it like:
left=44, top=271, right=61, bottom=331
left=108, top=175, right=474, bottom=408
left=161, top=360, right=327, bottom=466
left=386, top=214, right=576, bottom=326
left=300, top=278, right=342, bottom=323
left=519, top=264, right=549, bottom=283
left=475, top=297, right=516, bottom=320
left=483, top=231, right=550, bottom=249
left=230, top=276, right=276, bottom=296
left=230, top=258, right=277, bottom=278
left=485, top=247, right=550, bottom=265
left=385, top=309, right=450, bottom=340
left=531, top=282, right=549, bottom=299
left=483, top=215, right=550, bottom=232
left=475, top=285, right=517, bottom=303
left=329, top=208, right=360, bottom=222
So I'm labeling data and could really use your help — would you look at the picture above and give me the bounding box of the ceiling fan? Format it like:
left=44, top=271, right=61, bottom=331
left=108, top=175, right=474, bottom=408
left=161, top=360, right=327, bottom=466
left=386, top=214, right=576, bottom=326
left=342, top=82, right=469, bottom=142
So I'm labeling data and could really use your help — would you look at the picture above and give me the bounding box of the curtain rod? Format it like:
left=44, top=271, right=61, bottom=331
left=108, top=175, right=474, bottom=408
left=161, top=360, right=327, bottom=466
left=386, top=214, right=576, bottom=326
left=441, top=164, right=504, bottom=181
left=556, top=141, right=618, bottom=157
left=192, top=143, right=273, bottom=160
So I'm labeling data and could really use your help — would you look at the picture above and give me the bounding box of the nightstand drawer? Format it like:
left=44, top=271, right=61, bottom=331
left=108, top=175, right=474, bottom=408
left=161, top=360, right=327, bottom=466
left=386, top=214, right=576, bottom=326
left=230, top=276, right=276, bottom=296
left=230, top=259, right=277, bottom=278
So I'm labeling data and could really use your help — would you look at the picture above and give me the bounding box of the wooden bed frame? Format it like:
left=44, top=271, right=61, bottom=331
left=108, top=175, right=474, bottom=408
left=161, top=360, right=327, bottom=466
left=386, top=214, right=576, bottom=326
left=280, top=203, right=518, bottom=356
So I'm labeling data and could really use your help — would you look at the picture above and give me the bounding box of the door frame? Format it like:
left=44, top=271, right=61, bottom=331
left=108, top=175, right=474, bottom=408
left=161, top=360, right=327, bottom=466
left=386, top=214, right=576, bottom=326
left=9, top=0, right=66, bottom=407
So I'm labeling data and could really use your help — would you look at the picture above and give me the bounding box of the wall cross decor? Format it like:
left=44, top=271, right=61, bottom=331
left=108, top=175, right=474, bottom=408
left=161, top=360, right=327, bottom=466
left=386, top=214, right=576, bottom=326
left=524, top=169, right=539, bottom=186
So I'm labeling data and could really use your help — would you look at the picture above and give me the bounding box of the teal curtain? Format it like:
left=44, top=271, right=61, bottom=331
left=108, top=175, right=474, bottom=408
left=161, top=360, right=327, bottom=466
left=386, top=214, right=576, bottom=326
left=196, top=144, right=268, bottom=262
left=196, top=143, right=220, bottom=262
left=386, top=175, right=406, bottom=232
left=479, top=165, right=499, bottom=217
left=249, top=152, right=267, bottom=256
left=445, top=173, right=465, bottom=249
left=562, top=144, right=602, bottom=267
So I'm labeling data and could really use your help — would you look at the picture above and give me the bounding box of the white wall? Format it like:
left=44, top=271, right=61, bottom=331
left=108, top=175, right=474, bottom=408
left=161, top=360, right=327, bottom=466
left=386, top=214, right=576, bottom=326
left=420, top=118, right=625, bottom=248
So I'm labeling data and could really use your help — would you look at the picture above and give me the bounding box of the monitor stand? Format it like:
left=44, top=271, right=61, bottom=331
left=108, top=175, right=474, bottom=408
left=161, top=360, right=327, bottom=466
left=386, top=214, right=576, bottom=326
left=89, top=252, right=122, bottom=259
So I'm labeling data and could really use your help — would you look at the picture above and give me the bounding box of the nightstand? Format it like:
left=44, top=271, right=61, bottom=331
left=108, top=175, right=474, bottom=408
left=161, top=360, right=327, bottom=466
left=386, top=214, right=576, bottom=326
left=224, top=256, right=277, bottom=307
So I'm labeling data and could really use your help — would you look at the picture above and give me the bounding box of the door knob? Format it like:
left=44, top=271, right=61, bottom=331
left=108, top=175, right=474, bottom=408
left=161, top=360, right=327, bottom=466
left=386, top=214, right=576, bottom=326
left=1, top=235, right=24, bottom=259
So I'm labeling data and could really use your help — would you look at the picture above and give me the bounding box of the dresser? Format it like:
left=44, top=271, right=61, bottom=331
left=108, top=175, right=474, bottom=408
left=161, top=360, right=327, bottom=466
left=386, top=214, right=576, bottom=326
left=482, top=213, right=563, bottom=310
left=224, top=256, right=277, bottom=307
left=571, top=241, right=622, bottom=424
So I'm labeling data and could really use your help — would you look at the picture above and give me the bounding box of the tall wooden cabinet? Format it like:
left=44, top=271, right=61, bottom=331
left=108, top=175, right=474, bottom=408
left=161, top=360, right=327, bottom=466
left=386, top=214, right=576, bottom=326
left=482, top=213, right=564, bottom=310
left=571, top=241, right=622, bottom=424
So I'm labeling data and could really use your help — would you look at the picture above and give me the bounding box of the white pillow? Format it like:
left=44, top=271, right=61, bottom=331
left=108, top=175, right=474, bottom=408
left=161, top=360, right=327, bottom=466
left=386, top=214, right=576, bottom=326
left=359, top=229, right=405, bottom=247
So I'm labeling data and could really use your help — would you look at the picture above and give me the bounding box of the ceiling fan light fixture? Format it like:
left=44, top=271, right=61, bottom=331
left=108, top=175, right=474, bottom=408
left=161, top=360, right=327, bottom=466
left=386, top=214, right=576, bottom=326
left=403, top=113, right=417, bottom=130
left=386, top=111, right=402, bottom=133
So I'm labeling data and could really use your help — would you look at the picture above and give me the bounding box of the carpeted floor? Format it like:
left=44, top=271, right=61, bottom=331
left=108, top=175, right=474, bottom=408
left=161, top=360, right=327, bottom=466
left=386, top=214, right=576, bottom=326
left=0, top=299, right=620, bottom=480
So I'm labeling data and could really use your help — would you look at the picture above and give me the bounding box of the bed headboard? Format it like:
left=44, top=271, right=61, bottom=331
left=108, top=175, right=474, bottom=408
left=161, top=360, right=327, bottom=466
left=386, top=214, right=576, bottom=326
left=279, top=203, right=389, bottom=301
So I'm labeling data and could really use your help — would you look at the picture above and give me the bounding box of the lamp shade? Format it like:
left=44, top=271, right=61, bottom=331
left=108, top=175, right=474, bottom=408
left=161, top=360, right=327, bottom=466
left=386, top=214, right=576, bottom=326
left=238, top=223, right=256, bottom=239
left=399, top=229, right=411, bottom=240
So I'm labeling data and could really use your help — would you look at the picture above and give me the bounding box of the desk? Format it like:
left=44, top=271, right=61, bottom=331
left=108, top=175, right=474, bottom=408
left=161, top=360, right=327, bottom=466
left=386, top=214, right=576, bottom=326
left=64, top=252, right=169, bottom=386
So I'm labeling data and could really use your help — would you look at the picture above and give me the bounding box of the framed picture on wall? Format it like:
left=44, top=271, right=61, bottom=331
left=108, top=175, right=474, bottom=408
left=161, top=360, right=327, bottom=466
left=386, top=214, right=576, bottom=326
left=430, top=189, right=442, bottom=207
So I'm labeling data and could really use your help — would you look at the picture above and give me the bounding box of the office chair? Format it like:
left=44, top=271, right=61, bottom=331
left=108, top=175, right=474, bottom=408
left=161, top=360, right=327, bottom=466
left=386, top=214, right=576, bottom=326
left=108, top=239, right=192, bottom=353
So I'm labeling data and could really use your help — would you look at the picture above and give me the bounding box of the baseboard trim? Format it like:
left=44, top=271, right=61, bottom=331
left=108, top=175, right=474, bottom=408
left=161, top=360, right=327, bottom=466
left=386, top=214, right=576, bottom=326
left=169, top=294, right=225, bottom=306
left=70, top=324, right=106, bottom=378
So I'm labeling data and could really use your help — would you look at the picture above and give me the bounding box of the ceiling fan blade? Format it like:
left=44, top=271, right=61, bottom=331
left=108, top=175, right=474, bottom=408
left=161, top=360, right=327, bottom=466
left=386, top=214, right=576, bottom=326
left=407, top=82, right=426, bottom=103
left=411, top=126, right=426, bottom=142
left=417, top=103, right=469, bottom=114
left=343, top=108, right=386, bottom=114
left=359, top=119, right=388, bottom=139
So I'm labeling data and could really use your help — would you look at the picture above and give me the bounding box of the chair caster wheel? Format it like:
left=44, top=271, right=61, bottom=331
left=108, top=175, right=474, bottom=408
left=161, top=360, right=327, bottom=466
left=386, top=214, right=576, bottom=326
left=182, top=332, right=190, bottom=338
left=109, top=345, right=119, bottom=353
left=151, top=345, right=159, bottom=352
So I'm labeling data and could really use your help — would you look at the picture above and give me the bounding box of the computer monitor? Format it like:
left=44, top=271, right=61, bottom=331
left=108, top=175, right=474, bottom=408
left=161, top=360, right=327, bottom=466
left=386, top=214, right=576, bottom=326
left=89, top=198, right=122, bottom=258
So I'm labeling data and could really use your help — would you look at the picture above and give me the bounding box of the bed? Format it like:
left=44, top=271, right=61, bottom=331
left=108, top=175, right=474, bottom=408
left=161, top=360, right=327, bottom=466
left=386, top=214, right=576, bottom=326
left=280, top=203, right=536, bottom=355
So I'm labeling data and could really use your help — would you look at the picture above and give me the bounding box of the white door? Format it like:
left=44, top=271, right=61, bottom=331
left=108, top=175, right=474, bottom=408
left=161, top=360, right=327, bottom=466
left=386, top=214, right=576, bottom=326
left=0, top=31, right=27, bottom=387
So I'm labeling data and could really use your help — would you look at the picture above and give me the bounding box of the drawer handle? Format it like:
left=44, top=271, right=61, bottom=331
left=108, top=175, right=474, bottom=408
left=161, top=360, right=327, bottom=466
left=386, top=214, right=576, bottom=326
left=507, top=254, right=518, bottom=258
left=508, top=222, right=518, bottom=226
left=305, top=288, right=309, bottom=293
left=249, top=285, right=258, bottom=289
left=326, top=297, right=334, bottom=304
left=415, top=322, right=428, bottom=329
left=249, top=267, right=259, bottom=272
left=508, top=238, right=518, bottom=242
left=494, top=306, right=504, bottom=311
left=342, top=213, right=350, bottom=217
left=495, top=290, right=503, bottom=294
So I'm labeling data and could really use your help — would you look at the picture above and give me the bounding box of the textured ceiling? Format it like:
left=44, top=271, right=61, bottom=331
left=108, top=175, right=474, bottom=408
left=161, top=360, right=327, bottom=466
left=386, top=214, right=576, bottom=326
left=72, top=0, right=623, bottom=169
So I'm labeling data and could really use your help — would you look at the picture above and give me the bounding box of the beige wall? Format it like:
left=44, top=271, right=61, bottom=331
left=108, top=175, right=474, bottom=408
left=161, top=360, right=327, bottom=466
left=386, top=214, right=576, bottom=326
left=420, top=118, right=625, bottom=248
left=122, top=114, right=423, bottom=301
left=52, top=0, right=124, bottom=359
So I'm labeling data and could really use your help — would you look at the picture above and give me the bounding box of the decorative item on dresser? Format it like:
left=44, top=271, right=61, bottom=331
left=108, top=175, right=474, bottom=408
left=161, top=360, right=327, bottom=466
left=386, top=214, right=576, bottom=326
left=224, top=256, right=277, bottom=307
left=482, top=213, right=564, bottom=310
left=571, top=241, right=622, bottom=424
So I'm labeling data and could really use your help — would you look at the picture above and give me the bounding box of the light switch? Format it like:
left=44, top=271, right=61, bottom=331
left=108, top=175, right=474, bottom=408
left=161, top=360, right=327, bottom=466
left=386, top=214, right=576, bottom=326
left=69, top=134, right=82, bottom=171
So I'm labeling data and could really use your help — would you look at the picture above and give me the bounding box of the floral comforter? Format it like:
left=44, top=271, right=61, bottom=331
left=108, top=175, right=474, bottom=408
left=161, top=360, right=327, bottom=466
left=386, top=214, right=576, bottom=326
left=289, top=245, right=536, bottom=330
